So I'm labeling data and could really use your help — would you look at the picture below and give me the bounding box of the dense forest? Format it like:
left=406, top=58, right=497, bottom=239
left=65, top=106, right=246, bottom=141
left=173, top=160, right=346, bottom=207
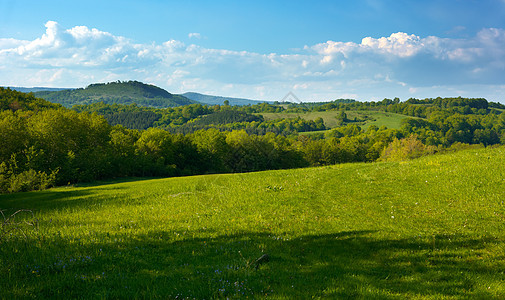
left=1, top=86, right=505, bottom=193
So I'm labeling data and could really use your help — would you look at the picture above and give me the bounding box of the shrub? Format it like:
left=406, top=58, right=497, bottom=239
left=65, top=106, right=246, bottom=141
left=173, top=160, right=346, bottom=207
left=1, top=168, right=57, bottom=194
left=379, top=135, right=437, bottom=162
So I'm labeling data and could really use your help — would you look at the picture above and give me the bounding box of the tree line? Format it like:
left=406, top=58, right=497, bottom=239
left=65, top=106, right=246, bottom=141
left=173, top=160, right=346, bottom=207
left=1, top=87, right=505, bottom=193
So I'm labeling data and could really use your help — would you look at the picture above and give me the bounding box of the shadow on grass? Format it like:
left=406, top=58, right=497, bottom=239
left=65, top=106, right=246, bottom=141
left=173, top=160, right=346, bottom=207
left=0, top=187, right=129, bottom=214
left=0, top=177, right=154, bottom=212
left=2, top=229, right=503, bottom=298
left=71, top=177, right=159, bottom=188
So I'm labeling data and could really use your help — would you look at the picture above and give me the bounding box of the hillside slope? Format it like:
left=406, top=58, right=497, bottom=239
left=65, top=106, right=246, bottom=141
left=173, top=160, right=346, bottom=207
left=1, top=147, right=504, bottom=298
left=0, top=87, right=62, bottom=111
left=34, top=81, right=196, bottom=108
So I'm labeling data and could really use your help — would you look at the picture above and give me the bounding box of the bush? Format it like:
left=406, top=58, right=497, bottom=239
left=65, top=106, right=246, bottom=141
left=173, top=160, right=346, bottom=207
left=1, top=169, right=57, bottom=193
left=379, top=135, right=437, bottom=162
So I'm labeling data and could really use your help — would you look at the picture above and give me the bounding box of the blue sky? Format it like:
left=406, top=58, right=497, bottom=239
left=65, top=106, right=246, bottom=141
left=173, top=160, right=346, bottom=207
left=1, top=0, right=505, bottom=102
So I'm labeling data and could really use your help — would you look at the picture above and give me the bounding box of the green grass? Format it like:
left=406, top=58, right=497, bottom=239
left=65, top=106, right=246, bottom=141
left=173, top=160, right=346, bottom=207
left=353, top=111, right=409, bottom=130
left=260, top=110, right=410, bottom=130
left=1, top=147, right=505, bottom=298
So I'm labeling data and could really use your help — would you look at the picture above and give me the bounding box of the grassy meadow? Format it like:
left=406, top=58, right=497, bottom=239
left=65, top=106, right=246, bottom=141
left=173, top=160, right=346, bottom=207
left=1, top=146, right=505, bottom=298
left=260, top=110, right=409, bottom=130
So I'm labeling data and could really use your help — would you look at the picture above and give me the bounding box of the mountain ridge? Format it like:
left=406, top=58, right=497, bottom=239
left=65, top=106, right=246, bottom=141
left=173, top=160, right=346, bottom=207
left=5, top=82, right=278, bottom=107
left=5, top=87, right=70, bottom=93
left=182, top=92, right=273, bottom=106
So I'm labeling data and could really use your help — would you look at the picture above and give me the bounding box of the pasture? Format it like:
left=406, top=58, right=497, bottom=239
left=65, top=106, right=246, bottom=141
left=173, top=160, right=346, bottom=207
left=1, top=146, right=504, bottom=298
left=260, top=110, right=409, bottom=130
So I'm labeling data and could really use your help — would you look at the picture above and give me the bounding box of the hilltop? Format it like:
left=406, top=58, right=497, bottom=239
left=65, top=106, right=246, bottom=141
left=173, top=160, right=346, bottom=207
left=33, top=81, right=196, bottom=108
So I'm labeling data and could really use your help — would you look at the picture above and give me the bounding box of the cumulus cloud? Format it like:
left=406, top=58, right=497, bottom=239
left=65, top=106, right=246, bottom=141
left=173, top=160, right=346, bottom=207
left=1, top=21, right=156, bottom=68
left=361, top=32, right=423, bottom=57
left=1, top=21, right=505, bottom=102
left=311, top=29, right=505, bottom=64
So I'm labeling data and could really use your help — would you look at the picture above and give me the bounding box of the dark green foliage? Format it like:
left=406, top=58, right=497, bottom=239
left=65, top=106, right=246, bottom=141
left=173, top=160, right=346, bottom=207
left=387, top=97, right=493, bottom=117
left=191, top=110, right=263, bottom=126
left=489, top=101, right=505, bottom=109
left=85, top=81, right=173, bottom=99
left=224, top=131, right=306, bottom=172
left=34, top=81, right=196, bottom=108
left=104, top=111, right=161, bottom=130
left=239, top=102, right=285, bottom=113
left=174, top=110, right=264, bottom=134
left=74, top=102, right=214, bottom=129
left=287, top=99, right=356, bottom=112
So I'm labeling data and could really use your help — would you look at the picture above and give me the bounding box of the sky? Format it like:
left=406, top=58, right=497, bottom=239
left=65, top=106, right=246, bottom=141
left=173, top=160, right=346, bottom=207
left=1, top=0, right=505, bottom=103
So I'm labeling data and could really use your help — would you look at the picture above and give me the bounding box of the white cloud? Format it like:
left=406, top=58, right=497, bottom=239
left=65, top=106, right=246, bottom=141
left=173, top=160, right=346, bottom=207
left=311, top=29, right=505, bottom=64
left=0, top=38, right=28, bottom=50
left=188, top=33, right=202, bottom=39
left=361, top=32, right=423, bottom=57
left=1, top=21, right=505, bottom=102
left=1, top=21, right=154, bottom=69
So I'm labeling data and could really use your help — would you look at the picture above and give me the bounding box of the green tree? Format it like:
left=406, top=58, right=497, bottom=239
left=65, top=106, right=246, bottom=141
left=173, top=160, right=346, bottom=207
left=190, top=129, right=230, bottom=173
left=27, top=109, right=112, bottom=183
left=135, top=128, right=175, bottom=176
left=110, top=125, right=141, bottom=176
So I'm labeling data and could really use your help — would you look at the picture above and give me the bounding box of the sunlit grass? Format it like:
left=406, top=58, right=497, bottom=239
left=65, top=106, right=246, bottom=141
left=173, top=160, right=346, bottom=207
left=260, top=110, right=409, bottom=130
left=1, top=146, right=504, bottom=298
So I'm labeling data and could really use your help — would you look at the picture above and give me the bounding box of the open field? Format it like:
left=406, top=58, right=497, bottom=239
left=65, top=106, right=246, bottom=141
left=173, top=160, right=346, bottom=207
left=260, top=110, right=410, bottom=130
left=1, top=147, right=505, bottom=298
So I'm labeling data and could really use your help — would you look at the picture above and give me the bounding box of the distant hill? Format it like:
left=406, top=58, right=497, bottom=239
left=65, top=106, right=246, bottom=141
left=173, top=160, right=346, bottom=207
left=33, top=81, right=196, bottom=108
left=4, top=87, right=70, bottom=93
left=183, top=92, right=273, bottom=106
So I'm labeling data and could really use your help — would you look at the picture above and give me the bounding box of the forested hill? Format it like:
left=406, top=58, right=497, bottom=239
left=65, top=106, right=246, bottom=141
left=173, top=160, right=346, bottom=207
left=0, top=87, right=62, bottom=111
left=33, top=81, right=196, bottom=108
left=182, top=92, right=273, bottom=106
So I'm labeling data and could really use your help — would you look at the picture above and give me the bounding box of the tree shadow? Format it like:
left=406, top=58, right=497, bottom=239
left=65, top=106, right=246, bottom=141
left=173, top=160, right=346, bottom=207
left=0, top=186, right=127, bottom=213
left=71, top=177, right=158, bottom=188
left=2, top=229, right=503, bottom=298
left=0, top=177, right=175, bottom=217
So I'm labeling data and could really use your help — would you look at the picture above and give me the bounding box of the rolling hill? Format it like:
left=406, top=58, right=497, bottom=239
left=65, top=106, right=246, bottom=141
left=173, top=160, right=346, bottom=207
left=33, top=81, right=196, bottom=108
